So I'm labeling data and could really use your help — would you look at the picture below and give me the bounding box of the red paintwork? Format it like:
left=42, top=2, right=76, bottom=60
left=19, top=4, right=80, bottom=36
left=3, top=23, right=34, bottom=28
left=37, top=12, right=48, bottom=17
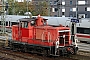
left=12, top=15, right=71, bottom=47
left=12, top=25, right=19, bottom=41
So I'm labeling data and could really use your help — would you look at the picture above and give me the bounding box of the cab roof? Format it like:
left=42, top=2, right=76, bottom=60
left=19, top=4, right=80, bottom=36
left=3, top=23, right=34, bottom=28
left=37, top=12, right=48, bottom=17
left=19, top=18, right=36, bottom=22
left=19, top=17, right=48, bottom=22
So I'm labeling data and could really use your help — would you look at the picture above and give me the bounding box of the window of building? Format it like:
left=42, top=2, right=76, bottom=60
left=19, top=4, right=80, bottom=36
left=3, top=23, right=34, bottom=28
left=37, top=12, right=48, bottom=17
left=85, top=7, right=87, bottom=11
left=85, top=0, right=88, bottom=4
left=70, top=1, right=72, bottom=5
left=62, top=0, right=65, bottom=5
left=62, top=15, right=65, bottom=17
left=62, top=2, right=65, bottom=5
left=62, top=8, right=65, bottom=12
left=87, top=7, right=90, bottom=11
left=85, top=14, right=88, bottom=18
left=54, top=1, right=57, bottom=5
left=78, top=1, right=85, bottom=5
left=17, top=0, right=24, bottom=2
left=62, top=12, right=65, bottom=15
left=70, top=8, right=72, bottom=11
left=70, top=15, right=73, bottom=17
left=55, top=8, right=58, bottom=12
left=70, top=8, right=78, bottom=12
left=52, top=8, right=55, bottom=12
left=72, top=8, right=76, bottom=12
left=50, top=1, right=53, bottom=5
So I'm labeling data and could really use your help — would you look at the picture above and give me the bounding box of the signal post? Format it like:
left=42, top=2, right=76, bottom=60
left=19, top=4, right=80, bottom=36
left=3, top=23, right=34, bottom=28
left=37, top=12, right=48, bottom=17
left=71, top=18, right=79, bottom=43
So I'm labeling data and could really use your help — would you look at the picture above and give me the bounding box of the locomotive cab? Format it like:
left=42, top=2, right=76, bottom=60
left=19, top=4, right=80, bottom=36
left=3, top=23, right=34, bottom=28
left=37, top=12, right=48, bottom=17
left=19, top=18, right=36, bottom=28
left=12, top=18, right=37, bottom=42
left=19, top=16, right=48, bottom=28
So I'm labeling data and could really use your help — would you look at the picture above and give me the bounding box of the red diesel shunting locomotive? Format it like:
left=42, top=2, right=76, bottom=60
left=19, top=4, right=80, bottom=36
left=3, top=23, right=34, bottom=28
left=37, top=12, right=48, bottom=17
left=10, top=15, right=78, bottom=56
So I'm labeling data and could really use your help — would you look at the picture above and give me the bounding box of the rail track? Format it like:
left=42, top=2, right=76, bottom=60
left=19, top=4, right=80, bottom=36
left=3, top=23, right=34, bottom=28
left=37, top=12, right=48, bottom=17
left=77, top=42, right=90, bottom=52
left=0, top=56, right=14, bottom=60
left=0, top=47, right=78, bottom=60
left=1, top=46, right=90, bottom=60
left=0, top=47, right=40, bottom=60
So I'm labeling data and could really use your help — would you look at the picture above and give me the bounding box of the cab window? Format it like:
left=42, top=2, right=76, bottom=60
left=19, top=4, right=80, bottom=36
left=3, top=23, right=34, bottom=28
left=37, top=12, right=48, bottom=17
left=21, top=22, right=28, bottom=28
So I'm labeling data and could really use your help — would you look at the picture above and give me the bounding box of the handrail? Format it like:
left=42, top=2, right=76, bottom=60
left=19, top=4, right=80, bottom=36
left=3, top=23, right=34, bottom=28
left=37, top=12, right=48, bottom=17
left=48, top=32, right=51, bottom=42
left=42, top=31, right=51, bottom=42
left=41, top=32, right=44, bottom=42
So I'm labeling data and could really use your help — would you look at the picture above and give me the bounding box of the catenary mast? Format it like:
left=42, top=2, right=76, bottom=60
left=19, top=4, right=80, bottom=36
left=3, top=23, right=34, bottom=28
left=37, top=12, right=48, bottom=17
left=1, top=0, right=6, bottom=34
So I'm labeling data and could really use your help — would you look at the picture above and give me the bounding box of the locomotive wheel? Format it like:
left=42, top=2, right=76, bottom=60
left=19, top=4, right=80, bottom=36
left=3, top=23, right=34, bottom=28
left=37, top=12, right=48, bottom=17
left=47, top=49, right=50, bottom=56
left=43, top=50, right=48, bottom=56
left=73, top=47, right=78, bottom=55
left=43, top=49, right=50, bottom=56
left=56, top=49, right=60, bottom=55
left=9, top=42, right=15, bottom=51
left=23, top=44, right=27, bottom=52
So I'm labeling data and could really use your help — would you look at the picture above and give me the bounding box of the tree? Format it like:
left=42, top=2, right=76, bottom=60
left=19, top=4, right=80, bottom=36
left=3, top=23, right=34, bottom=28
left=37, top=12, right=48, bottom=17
left=7, top=0, right=15, bottom=15
left=32, top=1, right=48, bottom=16
left=15, top=2, right=26, bottom=15
left=7, top=0, right=26, bottom=15
left=7, top=0, right=49, bottom=16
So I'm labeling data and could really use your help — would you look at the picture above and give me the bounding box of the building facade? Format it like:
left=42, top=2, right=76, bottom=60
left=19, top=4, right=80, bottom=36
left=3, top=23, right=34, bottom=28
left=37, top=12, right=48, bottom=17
left=50, top=0, right=90, bottom=18
left=33, top=0, right=90, bottom=18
